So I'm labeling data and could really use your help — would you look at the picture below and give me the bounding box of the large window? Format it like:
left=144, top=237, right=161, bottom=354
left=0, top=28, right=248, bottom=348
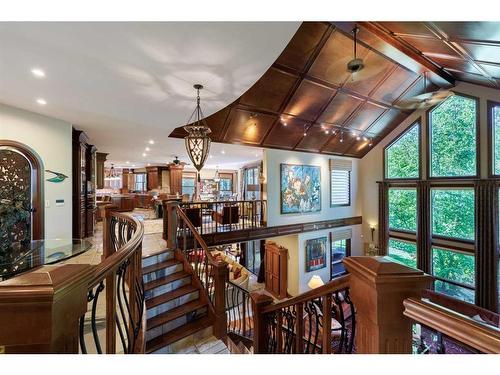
left=431, top=188, right=475, bottom=241
left=331, top=170, right=350, bottom=206
left=432, top=246, right=475, bottom=304
left=387, top=238, right=417, bottom=269
left=219, top=173, right=233, bottom=198
left=429, top=94, right=477, bottom=178
left=181, top=172, right=196, bottom=198
left=385, top=122, right=420, bottom=179
left=330, top=238, right=351, bottom=279
left=388, top=188, right=417, bottom=232
left=330, top=159, right=352, bottom=207
left=134, top=173, right=146, bottom=192
left=380, top=93, right=492, bottom=308
left=244, top=166, right=260, bottom=200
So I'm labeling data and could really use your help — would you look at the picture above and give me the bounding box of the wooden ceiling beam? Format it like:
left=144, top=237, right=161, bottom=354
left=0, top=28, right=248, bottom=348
left=331, top=21, right=456, bottom=88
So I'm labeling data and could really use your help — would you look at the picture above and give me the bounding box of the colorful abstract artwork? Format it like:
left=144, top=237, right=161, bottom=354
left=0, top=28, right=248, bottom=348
left=280, top=163, right=321, bottom=214
left=305, top=237, right=327, bottom=272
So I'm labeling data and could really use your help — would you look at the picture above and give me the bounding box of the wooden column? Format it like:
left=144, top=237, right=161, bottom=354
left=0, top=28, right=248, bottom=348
left=96, top=152, right=108, bottom=189
left=344, top=256, right=432, bottom=354
left=250, top=292, right=274, bottom=354
left=165, top=201, right=180, bottom=249
left=377, top=182, right=388, bottom=255
left=417, top=181, right=431, bottom=273
left=475, top=180, right=499, bottom=312
left=212, top=260, right=229, bottom=341
left=168, top=164, right=184, bottom=195
left=0, top=264, right=95, bottom=353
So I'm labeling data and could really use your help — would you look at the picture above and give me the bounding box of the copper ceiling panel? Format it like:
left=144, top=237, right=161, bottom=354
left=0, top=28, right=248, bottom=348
left=433, top=22, right=500, bottom=42
left=479, top=63, right=500, bottom=79
left=263, top=116, right=308, bottom=149
left=378, top=22, right=435, bottom=37
left=223, top=109, right=276, bottom=145
left=318, top=92, right=363, bottom=125
left=343, top=50, right=396, bottom=96
left=399, top=35, right=460, bottom=58
left=309, top=30, right=369, bottom=86
left=343, top=102, right=387, bottom=132
left=366, top=108, right=409, bottom=137
left=283, top=79, right=336, bottom=121
left=321, top=132, right=358, bottom=155
left=239, top=67, right=298, bottom=112
left=460, top=42, right=500, bottom=64
left=431, top=55, right=483, bottom=75
left=275, top=22, right=329, bottom=72
left=295, top=124, right=332, bottom=152
left=371, top=66, right=419, bottom=104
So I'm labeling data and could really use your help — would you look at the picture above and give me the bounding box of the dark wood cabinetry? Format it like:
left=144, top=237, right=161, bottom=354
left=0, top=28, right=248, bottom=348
left=72, top=129, right=97, bottom=239
left=96, top=152, right=108, bottom=189
left=264, top=241, right=288, bottom=299
left=169, top=165, right=183, bottom=195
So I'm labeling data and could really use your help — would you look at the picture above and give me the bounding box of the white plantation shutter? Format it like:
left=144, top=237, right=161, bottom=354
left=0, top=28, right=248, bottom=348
left=330, top=159, right=352, bottom=206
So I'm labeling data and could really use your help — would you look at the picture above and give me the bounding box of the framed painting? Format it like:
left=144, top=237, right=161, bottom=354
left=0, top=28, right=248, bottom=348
left=305, top=237, right=327, bottom=272
left=280, top=163, right=321, bottom=214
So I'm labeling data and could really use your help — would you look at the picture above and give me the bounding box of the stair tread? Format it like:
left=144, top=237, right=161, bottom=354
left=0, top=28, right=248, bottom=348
left=146, top=315, right=212, bottom=353
left=142, top=248, right=174, bottom=260
left=144, top=271, right=191, bottom=291
left=142, top=259, right=182, bottom=275
left=146, top=284, right=198, bottom=309
left=147, top=299, right=207, bottom=330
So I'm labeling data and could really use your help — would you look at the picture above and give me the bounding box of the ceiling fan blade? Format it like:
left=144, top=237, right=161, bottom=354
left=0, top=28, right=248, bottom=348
left=396, top=90, right=454, bottom=110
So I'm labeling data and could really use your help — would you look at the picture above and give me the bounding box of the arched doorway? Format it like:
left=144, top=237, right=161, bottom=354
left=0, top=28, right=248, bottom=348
left=0, top=140, right=44, bottom=250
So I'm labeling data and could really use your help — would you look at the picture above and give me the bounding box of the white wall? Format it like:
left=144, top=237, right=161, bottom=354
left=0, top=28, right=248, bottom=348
left=0, top=103, right=73, bottom=239
left=263, top=148, right=361, bottom=226
left=264, top=148, right=364, bottom=295
left=359, top=81, right=500, bottom=246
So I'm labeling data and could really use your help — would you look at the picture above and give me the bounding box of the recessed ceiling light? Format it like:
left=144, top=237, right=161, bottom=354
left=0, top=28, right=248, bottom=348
left=325, top=130, right=330, bottom=135
left=132, top=164, right=136, bottom=167
left=283, top=122, right=287, bottom=127
left=209, top=155, right=213, bottom=159
left=221, top=150, right=225, bottom=154
left=147, top=163, right=151, bottom=166
left=149, top=140, right=155, bottom=145
left=126, top=161, right=130, bottom=164
left=142, top=153, right=147, bottom=157
left=36, top=98, right=47, bottom=105
left=31, top=68, right=45, bottom=78
left=145, top=147, right=150, bottom=152
left=356, top=136, right=361, bottom=141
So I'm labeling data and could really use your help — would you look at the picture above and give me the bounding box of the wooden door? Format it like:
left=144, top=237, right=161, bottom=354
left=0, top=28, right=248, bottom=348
left=264, top=241, right=288, bottom=299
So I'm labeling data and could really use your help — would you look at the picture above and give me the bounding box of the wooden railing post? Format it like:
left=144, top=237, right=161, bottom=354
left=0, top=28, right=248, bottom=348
left=212, top=259, right=229, bottom=341
left=166, top=201, right=180, bottom=249
left=0, top=264, right=95, bottom=353
left=250, top=292, right=274, bottom=353
left=344, top=256, right=432, bottom=354
left=102, top=207, right=117, bottom=354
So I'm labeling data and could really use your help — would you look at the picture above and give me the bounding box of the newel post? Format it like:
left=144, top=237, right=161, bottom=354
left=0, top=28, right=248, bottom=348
left=0, top=264, right=95, bottom=353
left=250, top=292, right=274, bottom=353
left=165, top=201, right=180, bottom=249
left=212, top=260, right=229, bottom=341
left=344, top=256, right=432, bottom=354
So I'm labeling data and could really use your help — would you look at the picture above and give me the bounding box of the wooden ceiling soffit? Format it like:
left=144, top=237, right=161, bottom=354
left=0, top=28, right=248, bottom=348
left=169, top=21, right=461, bottom=158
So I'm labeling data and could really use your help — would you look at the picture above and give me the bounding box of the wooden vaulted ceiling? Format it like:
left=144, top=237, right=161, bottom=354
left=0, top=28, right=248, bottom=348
left=170, top=21, right=500, bottom=158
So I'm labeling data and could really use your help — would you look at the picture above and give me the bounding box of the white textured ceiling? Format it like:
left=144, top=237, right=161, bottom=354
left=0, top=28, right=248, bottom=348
left=0, top=22, right=300, bottom=168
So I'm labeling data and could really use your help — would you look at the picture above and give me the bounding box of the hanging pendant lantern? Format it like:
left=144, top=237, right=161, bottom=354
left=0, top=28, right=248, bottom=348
left=184, top=84, right=212, bottom=181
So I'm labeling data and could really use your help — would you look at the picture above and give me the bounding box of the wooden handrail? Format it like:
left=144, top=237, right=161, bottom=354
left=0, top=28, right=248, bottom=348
left=175, top=206, right=215, bottom=264
left=261, top=275, right=351, bottom=314
left=89, top=212, right=143, bottom=287
left=404, top=297, right=500, bottom=354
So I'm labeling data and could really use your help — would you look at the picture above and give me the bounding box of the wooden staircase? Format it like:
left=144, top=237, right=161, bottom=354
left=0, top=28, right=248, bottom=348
left=142, top=249, right=214, bottom=354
